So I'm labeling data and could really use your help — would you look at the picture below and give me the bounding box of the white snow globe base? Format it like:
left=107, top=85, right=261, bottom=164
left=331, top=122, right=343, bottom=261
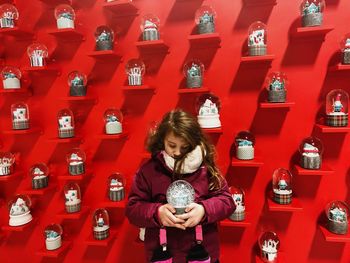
left=9, top=211, right=33, bottom=226
left=57, top=18, right=74, bottom=29
left=105, top=122, right=122, bottom=135
left=3, top=78, right=20, bottom=89
left=197, top=115, right=221, bottom=129
left=261, top=250, right=278, bottom=262
left=46, top=236, right=62, bottom=250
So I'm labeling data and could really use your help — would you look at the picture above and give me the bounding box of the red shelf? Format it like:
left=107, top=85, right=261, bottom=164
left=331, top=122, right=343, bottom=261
left=291, top=26, right=334, bottom=38
left=36, top=241, right=72, bottom=258
left=19, top=184, right=56, bottom=196
left=0, top=88, right=32, bottom=95
left=0, top=27, right=34, bottom=39
left=0, top=171, right=24, bottom=182
left=102, top=1, right=138, bottom=14
left=99, top=199, right=127, bottom=209
left=135, top=40, right=168, bottom=50
left=59, top=95, right=98, bottom=103
left=48, top=28, right=84, bottom=41
left=88, top=50, right=122, bottom=60
left=22, top=66, right=60, bottom=75
left=188, top=33, right=221, bottom=45
left=259, top=102, right=295, bottom=109
left=267, top=196, right=303, bottom=212
left=57, top=171, right=93, bottom=181
left=314, top=124, right=350, bottom=133
left=97, top=132, right=129, bottom=140
left=293, top=163, right=334, bottom=176
left=39, top=0, right=72, bottom=5
left=85, top=230, right=117, bottom=247
left=122, top=85, right=155, bottom=91
left=2, top=126, right=42, bottom=135
left=56, top=206, right=89, bottom=220
left=231, top=156, right=264, bottom=167
left=48, top=136, right=83, bottom=143
left=1, top=218, right=38, bottom=232
left=243, top=0, right=277, bottom=6
left=329, top=63, right=350, bottom=72
left=202, top=127, right=223, bottom=134
left=241, top=55, right=275, bottom=63
left=319, top=225, right=350, bottom=242
left=178, top=87, right=210, bottom=94
left=219, top=214, right=252, bottom=228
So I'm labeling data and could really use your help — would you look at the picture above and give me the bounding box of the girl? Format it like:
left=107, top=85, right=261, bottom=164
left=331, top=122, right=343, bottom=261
left=126, top=109, right=235, bottom=263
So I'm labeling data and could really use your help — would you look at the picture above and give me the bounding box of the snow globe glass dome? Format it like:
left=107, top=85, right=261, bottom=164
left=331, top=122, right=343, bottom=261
left=54, top=4, right=75, bottom=29
left=340, top=33, right=350, bottom=65
left=183, top=59, right=205, bottom=88
left=1, top=66, right=21, bottom=89
left=166, top=180, right=195, bottom=215
left=108, top=172, right=125, bottom=201
left=8, top=194, right=33, bottom=226
left=140, top=14, right=160, bottom=41
left=104, top=108, right=123, bottom=135
left=44, top=223, right=63, bottom=250
left=248, top=21, right=267, bottom=56
left=265, top=72, right=288, bottom=103
left=30, top=162, right=49, bottom=190
left=259, top=231, right=280, bottom=262
left=196, top=93, right=221, bottom=129
left=63, top=182, right=81, bottom=213
left=94, top=25, right=114, bottom=51
left=93, top=208, right=110, bottom=240
left=300, top=0, right=325, bottom=27
left=325, top=89, right=349, bottom=127
left=68, top=71, right=87, bottom=97
left=194, top=5, right=216, bottom=34
left=11, top=102, right=29, bottom=130
left=27, top=43, right=48, bottom=67
left=229, top=186, right=245, bottom=222
left=235, top=131, right=255, bottom=160
left=0, top=4, right=19, bottom=28
left=125, top=58, right=145, bottom=86
left=272, top=168, right=292, bottom=205
left=0, top=151, right=15, bottom=176
left=57, top=108, right=75, bottom=138
left=66, top=148, right=86, bottom=176
left=299, top=136, right=323, bottom=170
left=325, top=201, right=349, bottom=235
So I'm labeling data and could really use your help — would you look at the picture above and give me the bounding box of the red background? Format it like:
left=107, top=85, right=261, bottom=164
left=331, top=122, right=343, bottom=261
left=0, top=0, right=349, bottom=262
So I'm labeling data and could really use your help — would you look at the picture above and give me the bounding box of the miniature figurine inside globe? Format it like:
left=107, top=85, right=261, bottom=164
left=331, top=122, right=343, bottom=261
left=272, top=168, right=292, bottom=205
left=94, top=25, right=114, bottom=51
left=57, top=108, right=75, bottom=138
left=66, top=148, right=86, bottom=175
left=44, top=223, right=63, bottom=250
left=325, top=89, right=349, bottom=127
left=325, top=201, right=349, bottom=235
left=258, top=231, right=280, bottom=262
left=11, top=102, right=29, bottom=130
left=140, top=14, right=160, bottom=41
left=104, top=108, right=123, bottom=135
left=108, top=172, right=125, bottom=201
left=194, top=5, right=216, bottom=34
left=64, top=182, right=81, bottom=213
left=229, top=186, right=245, bottom=222
left=183, top=59, right=205, bottom=88
left=125, top=59, right=145, bottom=86
left=300, top=0, right=325, bottom=27
left=0, top=151, right=15, bottom=176
left=27, top=43, right=48, bottom=67
left=1, top=66, right=21, bottom=89
left=54, top=4, right=75, bottom=29
left=340, top=33, right=350, bottom=65
left=266, top=72, right=288, bottom=103
left=196, top=93, right=221, bottom=129
left=8, top=194, right=33, bottom=226
left=30, top=163, right=49, bottom=189
left=299, top=136, right=323, bottom=170
left=235, top=131, right=255, bottom=160
left=0, top=4, right=19, bottom=28
left=248, top=21, right=267, bottom=56
left=166, top=180, right=195, bottom=214
left=68, top=71, right=87, bottom=96
left=93, top=208, right=110, bottom=240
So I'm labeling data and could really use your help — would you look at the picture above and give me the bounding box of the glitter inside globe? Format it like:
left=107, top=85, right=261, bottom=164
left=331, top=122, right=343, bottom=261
left=166, top=180, right=195, bottom=214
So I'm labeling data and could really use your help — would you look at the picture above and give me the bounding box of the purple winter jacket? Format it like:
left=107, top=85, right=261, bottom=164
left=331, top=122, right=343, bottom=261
left=125, top=152, right=235, bottom=263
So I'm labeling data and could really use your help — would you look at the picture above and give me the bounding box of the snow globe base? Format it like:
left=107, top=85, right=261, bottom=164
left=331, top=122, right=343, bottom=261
left=273, top=192, right=292, bottom=205
left=197, top=114, right=221, bottom=129
left=109, top=189, right=125, bottom=201
left=248, top=45, right=267, bottom=56
left=13, top=120, right=29, bottom=130
left=32, top=177, right=48, bottom=189
left=46, top=235, right=62, bottom=250
left=9, top=211, right=33, bottom=226
left=0, top=166, right=12, bottom=176
left=58, top=128, right=75, bottom=138
left=70, top=85, right=86, bottom=96
left=261, top=251, right=278, bottom=263
left=300, top=156, right=321, bottom=170
left=93, top=228, right=110, bottom=240
left=142, top=31, right=159, bottom=41
left=175, top=207, right=186, bottom=215
left=187, top=76, right=202, bottom=88
left=65, top=202, right=81, bottom=213
left=105, top=122, right=122, bottom=135
left=229, top=211, right=245, bottom=221
left=69, top=163, right=85, bottom=175
left=57, top=18, right=74, bottom=29
left=198, top=23, right=215, bottom=34
left=302, top=13, right=323, bottom=27
left=96, top=41, right=113, bottom=51
left=3, top=78, right=21, bottom=89
left=342, top=51, right=350, bottom=65
left=326, top=114, right=348, bottom=127
left=268, top=90, right=286, bottom=103
left=328, top=220, right=348, bottom=235
left=236, top=148, right=254, bottom=160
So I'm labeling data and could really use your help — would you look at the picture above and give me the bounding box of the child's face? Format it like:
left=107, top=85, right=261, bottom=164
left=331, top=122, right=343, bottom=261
left=164, top=131, right=190, bottom=159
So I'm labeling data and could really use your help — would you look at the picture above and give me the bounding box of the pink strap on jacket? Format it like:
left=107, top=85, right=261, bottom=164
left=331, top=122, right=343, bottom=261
left=160, top=228, right=167, bottom=250
left=195, top=225, right=203, bottom=243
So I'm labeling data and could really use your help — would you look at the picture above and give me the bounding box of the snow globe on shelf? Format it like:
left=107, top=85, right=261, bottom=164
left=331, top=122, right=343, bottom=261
left=248, top=21, right=267, bottom=56
left=93, top=208, right=110, bottom=240
left=325, top=201, right=349, bottom=235
left=66, top=148, right=86, bottom=175
left=0, top=151, right=15, bottom=176
left=57, top=108, right=75, bottom=138
left=325, top=89, right=349, bottom=127
left=8, top=194, right=33, bottom=226
left=108, top=172, right=125, bottom=202
left=68, top=71, right=87, bottom=96
left=30, top=163, right=49, bottom=189
left=259, top=231, right=280, bottom=262
left=340, top=33, right=350, bottom=65
left=125, top=59, right=145, bottom=86
left=183, top=59, right=204, bottom=88
left=44, top=223, right=63, bottom=250
left=235, top=131, right=255, bottom=160
left=266, top=72, right=288, bottom=103
left=64, top=182, right=81, bottom=213
left=0, top=4, right=19, bottom=28
left=196, top=93, right=221, bottom=128
left=1, top=66, right=21, bottom=89
left=272, top=168, right=292, bottom=205
left=299, top=136, right=323, bottom=170
left=300, top=0, right=325, bottom=27
left=95, top=25, right=114, bottom=51
left=229, top=186, right=245, bottom=222
left=141, top=14, right=160, bottom=41
left=166, top=180, right=195, bottom=215
left=11, top=102, right=29, bottom=130
left=27, top=43, right=48, bottom=67
left=54, top=4, right=75, bottom=29
left=195, top=5, right=216, bottom=34
left=104, top=108, right=123, bottom=135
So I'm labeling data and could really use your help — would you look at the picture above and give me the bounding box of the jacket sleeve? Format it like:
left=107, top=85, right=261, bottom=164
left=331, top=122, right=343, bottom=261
left=125, top=169, right=162, bottom=228
left=199, top=177, right=235, bottom=224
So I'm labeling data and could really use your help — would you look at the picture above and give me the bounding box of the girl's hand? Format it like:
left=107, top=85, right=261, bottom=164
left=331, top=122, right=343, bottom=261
left=176, top=203, right=205, bottom=228
left=158, top=204, right=186, bottom=230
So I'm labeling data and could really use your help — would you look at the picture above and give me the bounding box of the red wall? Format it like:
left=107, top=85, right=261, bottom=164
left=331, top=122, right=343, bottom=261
left=0, top=0, right=349, bottom=262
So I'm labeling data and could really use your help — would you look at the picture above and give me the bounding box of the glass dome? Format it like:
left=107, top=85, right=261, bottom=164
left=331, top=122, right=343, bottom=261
left=94, top=25, right=114, bottom=41
left=27, top=43, right=49, bottom=67
left=0, top=151, right=15, bottom=176
left=183, top=59, right=204, bottom=88
left=196, top=93, right=221, bottom=128
left=299, top=136, right=323, bottom=155
left=300, top=0, right=325, bottom=15
left=66, top=148, right=86, bottom=175
left=1, top=66, right=21, bottom=82
left=108, top=173, right=125, bottom=201
left=272, top=168, right=292, bottom=204
left=266, top=72, right=288, bottom=91
left=194, top=5, right=216, bottom=25
left=63, top=182, right=81, bottom=213
left=325, top=89, right=349, bottom=127
left=125, top=58, right=145, bottom=86
left=248, top=21, right=267, bottom=47
left=57, top=108, right=75, bottom=138
left=54, top=4, right=75, bottom=20
left=166, top=180, right=195, bottom=215
left=258, top=231, right=280, bottom=262
left=44, top=223, right=63, bottom=250
left=30, top=163, right=49, bottom=189
left=0, top=4, right=19, bottom=28
left=8, top=194, right=33, bottom=226
left=93, top=208, right=110, bottom=240
left=68, top=71, right=87, bottom=87
left=325, top=201, right=349, bottom=234
left=11, top=102, right=29, bottom=130
left=340, top=33, right=350, bottom=52
left=140, top=14, right=160, bottom=32
left=104, top=108, right=123, bottom=135
left=229, top=186, right=245, bottom=221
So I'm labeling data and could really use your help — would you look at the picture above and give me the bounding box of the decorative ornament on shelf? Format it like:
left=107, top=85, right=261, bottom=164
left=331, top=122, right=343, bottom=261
left=183, top=59, right=204, bottom=88
left=266, top=72, right=288, bottom=103
left=272, top=168, right=292, bottom=205
left=300, top=0, right=325, bottom=27
left=248, top=21, right=267, bottom=56
left=44, top=223, right=63, bottom=250
left=229, top=186, right=245, bottom=222
left=57, top=108, right=75, bottom=138
left=196, top=93, right=221, bottom=128
left=104, top=109, right=123, bottom=135
left=0, top=4, right=19, bottom=28
left=27, top=43, right=49, bottom=67
left=8, top=194, right=33, bottom=226
left=66, top=148, right=86, bottom=176
left=30, top=163, right=49, bottom=189
left=340, top=34, right=350, bottom=65
left=195, top=5, right=216, bottom=34
left=125, top=59, right=145, bottom=86
left=299, top=137, right=323, bottom=170
left=325, top=201, right=349, bottom=235
left=54, top=4, right=75, bottom=29
left=140, top=14, right=160, bottom=41
left=94, top=25, right=114, bottom=51
left=0, top=151, right=15, bottom=176
left=11, top=102, right=29, bottom=130
left=235, top=131, right=255, bottom=160
left=93, top=208, right=110, bottom=240
left=68, top=71, right=87, bottom=96
left=166, top=180, right=195, bottom=215
left=1, top=66, right=21, bottom=89
left=259, top=231, right=280, bottom=262
left=325, top=89, right=349, bottom=127
left=63, top=182, right=81, bottom=213
left=108, top=172, right=125, bottom=201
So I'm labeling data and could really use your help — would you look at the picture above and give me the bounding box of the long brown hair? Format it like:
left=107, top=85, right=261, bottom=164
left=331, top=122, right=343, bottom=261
left=147, top=109, right=223, bottom=190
